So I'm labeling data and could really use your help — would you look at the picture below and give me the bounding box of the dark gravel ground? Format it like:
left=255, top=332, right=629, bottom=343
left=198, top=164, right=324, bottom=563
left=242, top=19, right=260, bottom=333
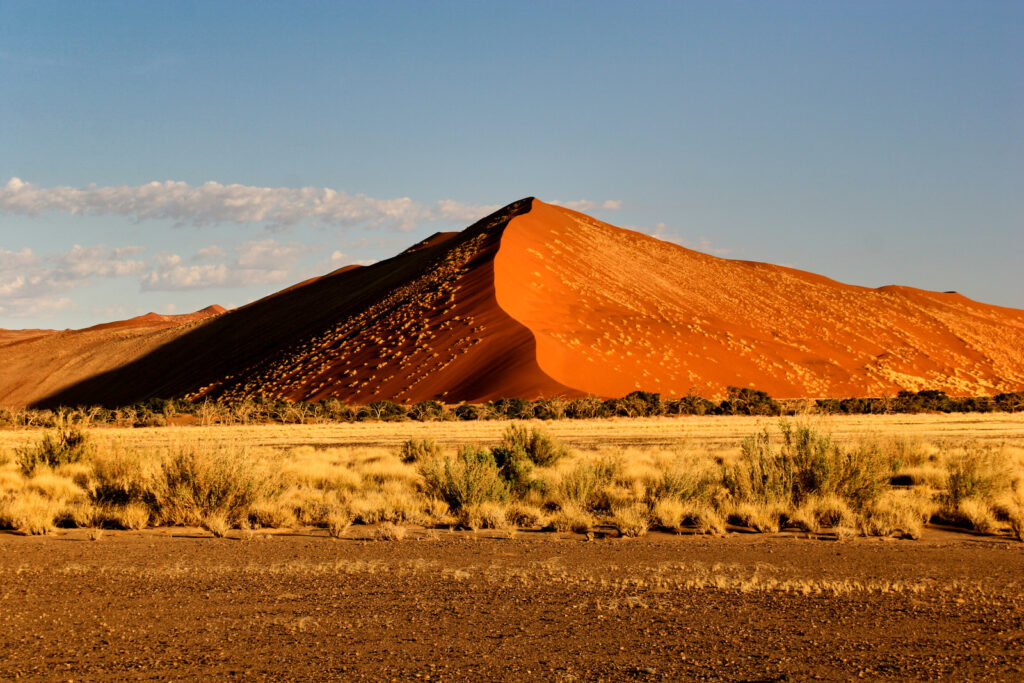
left=2, top=527, right=1023, bottom=681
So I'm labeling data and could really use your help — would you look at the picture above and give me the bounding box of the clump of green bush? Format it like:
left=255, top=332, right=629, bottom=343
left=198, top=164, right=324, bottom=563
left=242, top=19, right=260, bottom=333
left=399, top=438, right=443, bottom=464
left=418, top=446, right=510, bottom=510
left=418, top=425, right=570, bottom=509
left=723, top=421, right=889, bottom=510
left=16, top=423, right=94, bottom=475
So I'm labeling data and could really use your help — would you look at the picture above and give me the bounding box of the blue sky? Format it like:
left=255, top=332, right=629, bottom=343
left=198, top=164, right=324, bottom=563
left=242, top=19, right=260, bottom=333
left=1, top=1, right=1021, bottom=328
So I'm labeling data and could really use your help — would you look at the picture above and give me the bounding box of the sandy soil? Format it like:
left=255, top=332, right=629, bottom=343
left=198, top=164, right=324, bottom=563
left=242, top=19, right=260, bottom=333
left=2, top=528, right=1022, bottom=681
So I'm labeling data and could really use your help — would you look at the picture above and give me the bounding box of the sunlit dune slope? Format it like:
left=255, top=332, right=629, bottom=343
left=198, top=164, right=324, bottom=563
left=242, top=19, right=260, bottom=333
left=3, top=199, right=569, bottom=407
left=494, top=200, right=1024, bottom=398
left=2, top=197, right=1022, bottom=408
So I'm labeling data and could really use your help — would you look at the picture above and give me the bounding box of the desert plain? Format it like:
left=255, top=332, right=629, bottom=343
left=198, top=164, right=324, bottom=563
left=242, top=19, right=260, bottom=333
left=2, top=413, right=1024, bottom=680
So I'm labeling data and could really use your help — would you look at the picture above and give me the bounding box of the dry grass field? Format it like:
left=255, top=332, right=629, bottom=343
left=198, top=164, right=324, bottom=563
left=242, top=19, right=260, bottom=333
left=3, top=414, right=1024, bottom=679
left=2, top=414, right=1024, bottom=540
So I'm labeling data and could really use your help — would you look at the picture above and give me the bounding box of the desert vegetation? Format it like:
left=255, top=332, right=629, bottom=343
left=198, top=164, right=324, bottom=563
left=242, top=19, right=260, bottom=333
left=2, top=388, right=1023, bottom=430
left=2, top=417, right=1022, bottom=542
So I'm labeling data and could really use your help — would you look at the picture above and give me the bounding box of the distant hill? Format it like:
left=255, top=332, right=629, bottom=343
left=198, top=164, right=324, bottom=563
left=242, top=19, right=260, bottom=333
left=2, top=198, right=1022, bottom=408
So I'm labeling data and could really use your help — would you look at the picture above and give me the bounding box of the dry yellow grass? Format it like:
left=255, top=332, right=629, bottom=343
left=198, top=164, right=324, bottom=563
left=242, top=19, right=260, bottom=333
left=0, top=414, right=1022, bottom=540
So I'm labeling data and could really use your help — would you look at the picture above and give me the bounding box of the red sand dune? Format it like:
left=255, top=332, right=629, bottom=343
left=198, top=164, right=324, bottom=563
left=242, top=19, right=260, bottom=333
left=83, top=305, right=227, bottom=332
left=0, top=328, right=59, bottom=346
left=1, top=198, right=1022, bottom=408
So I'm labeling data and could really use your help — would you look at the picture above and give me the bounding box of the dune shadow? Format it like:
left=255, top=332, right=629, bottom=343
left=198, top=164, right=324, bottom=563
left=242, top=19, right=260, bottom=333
left=33, top=200, right=535, bottom=409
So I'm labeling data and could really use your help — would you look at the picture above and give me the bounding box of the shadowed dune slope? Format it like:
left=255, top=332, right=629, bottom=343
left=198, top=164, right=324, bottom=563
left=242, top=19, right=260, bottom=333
left=8, top=199, right=570, bottom=408
left=0, top=306, right=226, bottom=407
left=495, top=200, right=1024, bottom=398
left=2, top=197, right=1022, bottom=408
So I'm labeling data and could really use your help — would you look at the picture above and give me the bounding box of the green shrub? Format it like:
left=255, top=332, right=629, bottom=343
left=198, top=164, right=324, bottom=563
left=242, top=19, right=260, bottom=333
left=418, top=446, right=509, bottom=510
left=363, top=401, right=407, bottom=421
left=666, top=395, right=717, bottom=416
left=408, top=400, right=447, bottom=421
left=399, top=438, right=443, bottom=464
left=564, top=397, right=608, bottom=419
left=453, top=404, right=484, bottom=420
left=489, top=398, right=535, bottom=420
left=490, top=445, right=539, bottom=497
left=648, top=468, right=714, bottom=503
left=150, top=444, right=275, bottom=526
left=943, top=446, right=1007, bottom=509
left=723, top=421, right=888, bottom=510
left=557, top=457, right=619, bottom=509
left=16, top=425, right=94, bottom=475
left=89, top=452, right=151, bottom=507
left=496, top=424, right=567, bottom=467
left=718, top=387, right=782, bottom=416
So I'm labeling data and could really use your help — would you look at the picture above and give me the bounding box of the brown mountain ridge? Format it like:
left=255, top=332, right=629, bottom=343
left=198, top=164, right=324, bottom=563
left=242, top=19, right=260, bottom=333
left=1, top=198, right=1022, bottom=408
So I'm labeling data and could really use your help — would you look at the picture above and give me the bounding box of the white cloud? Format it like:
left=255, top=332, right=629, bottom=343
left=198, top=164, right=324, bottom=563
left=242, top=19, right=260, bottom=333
left=194, top=245, right=227, bottom=261
left=0, top=247, right=37, bottom=269
left=0, top=177, right=508, bottom=232
left=0, top=178, right=624, bottom=232
left=549, top=199, right=624, bottom=212
left=58, top=244, right=148, bottom=278
left=0, top=243, right=147, bottom=318
left=0, top=296, right=73, bottom=319
left=235, top=239, right=308, bottom=270
left=140, top=239, right=308, bottom=291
